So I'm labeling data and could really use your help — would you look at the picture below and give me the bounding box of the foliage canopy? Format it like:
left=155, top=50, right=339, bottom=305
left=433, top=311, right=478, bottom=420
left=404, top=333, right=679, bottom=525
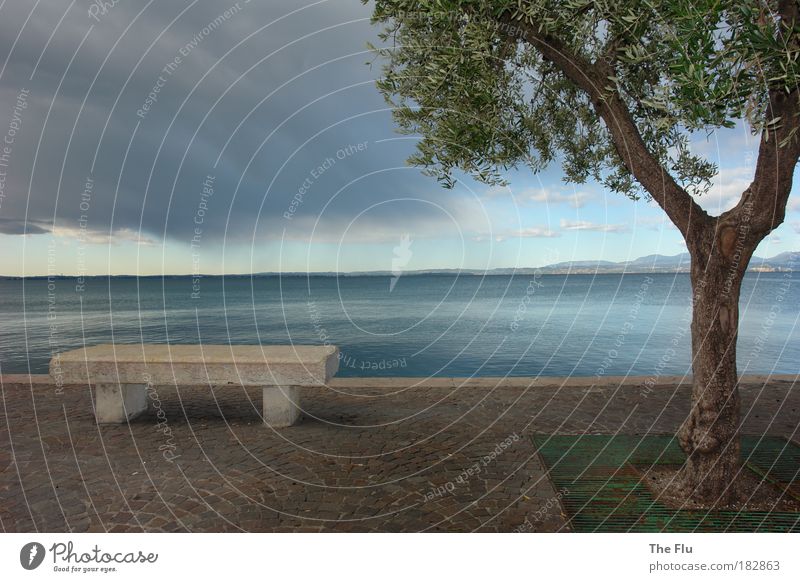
left=367, top=0, right=800, bottom=202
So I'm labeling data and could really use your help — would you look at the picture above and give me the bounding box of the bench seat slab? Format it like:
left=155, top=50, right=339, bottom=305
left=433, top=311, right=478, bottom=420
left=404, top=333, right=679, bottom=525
left=54, top=344, right=339, bottom=387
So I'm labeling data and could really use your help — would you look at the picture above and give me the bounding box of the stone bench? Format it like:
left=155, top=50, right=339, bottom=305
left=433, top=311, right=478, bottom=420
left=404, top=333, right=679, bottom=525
left=50, top=344, right=339, bottom=427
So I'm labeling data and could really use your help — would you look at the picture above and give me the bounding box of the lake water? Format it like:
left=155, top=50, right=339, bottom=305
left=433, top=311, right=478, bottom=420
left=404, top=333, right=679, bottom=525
left=0, top=272, right=797, bottom=378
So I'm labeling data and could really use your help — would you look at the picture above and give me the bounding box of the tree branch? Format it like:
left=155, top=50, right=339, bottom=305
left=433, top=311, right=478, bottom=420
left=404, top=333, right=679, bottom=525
left=496, top=11, right=712, bottom=240
left=733, top=0, right=800, bottom=240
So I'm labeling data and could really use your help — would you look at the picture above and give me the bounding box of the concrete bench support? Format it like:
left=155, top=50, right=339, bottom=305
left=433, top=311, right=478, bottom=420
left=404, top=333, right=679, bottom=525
left=52, top=344, right=339, bottom=428
left=95, top=383, right=148, bottom=424
left=262, top=385, right=300, bottom=428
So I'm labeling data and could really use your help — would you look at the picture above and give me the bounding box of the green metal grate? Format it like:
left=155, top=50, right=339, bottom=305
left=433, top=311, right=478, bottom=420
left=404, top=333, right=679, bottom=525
left=534, top=435, right=800, bottom=532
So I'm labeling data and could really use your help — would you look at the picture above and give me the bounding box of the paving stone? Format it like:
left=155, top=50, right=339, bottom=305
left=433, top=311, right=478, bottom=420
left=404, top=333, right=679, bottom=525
left=1, top=378, right=796, bottom=532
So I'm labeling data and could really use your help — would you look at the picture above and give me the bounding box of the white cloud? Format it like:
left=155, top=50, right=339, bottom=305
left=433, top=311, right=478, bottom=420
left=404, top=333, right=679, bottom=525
left=485, top=186, right=594, bottom=208
left=559, top=219, right=628, bottom=233
left=523, top=188, right=594, bottom=208
left=634, top=215, right=679, bottom=231
left=692, top=165, right=753, bottom=214
left=490, top=227, right=561, bottom=242
left=513, top=227, right=560, bottom=238
left=51, top=226, right=158, bottom=246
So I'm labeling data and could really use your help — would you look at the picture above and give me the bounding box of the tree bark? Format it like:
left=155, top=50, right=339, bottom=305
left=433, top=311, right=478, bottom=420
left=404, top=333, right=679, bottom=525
left=676, top=216, right=758, bottom=505
left=495, top=3, right=800, bottom=505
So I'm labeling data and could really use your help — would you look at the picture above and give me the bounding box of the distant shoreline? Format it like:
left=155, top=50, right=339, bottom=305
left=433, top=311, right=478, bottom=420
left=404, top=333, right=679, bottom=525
left=0, top=269, right=794, bottom=280
left=3, top=251, right=795, bottom=279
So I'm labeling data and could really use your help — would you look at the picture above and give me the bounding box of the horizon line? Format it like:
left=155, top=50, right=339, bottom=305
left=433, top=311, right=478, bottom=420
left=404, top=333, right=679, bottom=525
left=2, top=251, right=795, bottom=279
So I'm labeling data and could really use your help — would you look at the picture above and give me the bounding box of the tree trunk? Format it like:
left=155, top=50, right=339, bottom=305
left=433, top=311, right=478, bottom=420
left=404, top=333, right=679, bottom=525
left=676, top=221, right=757, bottom=505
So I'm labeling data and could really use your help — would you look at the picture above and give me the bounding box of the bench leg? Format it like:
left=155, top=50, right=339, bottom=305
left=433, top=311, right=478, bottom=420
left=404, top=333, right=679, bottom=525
left=262, top=385, right=300, bottom=428
left=94, top=383, right=147, bottom=424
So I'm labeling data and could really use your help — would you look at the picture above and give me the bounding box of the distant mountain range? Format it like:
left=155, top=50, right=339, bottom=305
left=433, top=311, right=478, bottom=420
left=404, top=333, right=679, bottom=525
left=4, top=252, right=798, bottom=279
left=320, top=251, right=797, bottom=276
left=512, top=251, right=799, bottom=275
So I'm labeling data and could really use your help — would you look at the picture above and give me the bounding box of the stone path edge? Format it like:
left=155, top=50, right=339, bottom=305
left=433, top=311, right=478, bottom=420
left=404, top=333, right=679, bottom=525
left=2, top=373, right=796, bottom=388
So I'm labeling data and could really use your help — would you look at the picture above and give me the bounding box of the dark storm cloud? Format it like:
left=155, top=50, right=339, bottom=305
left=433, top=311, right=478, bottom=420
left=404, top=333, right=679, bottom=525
left=0, top=217, right=51, bottom=235
left=0, top=0, right=487, bottom=247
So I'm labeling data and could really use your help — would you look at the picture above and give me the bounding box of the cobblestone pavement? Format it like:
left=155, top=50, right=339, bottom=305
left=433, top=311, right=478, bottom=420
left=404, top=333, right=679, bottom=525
left=1, top=376, right=798, bottom=532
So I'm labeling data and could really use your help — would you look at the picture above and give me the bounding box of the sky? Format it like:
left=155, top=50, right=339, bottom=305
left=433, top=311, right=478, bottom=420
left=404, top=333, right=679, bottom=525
left=0, top=0, right=798, bottom=277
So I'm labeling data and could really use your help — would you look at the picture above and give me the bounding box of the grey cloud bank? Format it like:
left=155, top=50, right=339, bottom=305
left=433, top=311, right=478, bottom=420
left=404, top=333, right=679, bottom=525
left=0, top=0, right=477, bottom=249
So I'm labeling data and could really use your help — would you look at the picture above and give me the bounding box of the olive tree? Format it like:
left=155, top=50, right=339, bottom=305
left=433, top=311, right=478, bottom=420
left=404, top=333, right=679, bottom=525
left=365, top=0, right=800, bottom=504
